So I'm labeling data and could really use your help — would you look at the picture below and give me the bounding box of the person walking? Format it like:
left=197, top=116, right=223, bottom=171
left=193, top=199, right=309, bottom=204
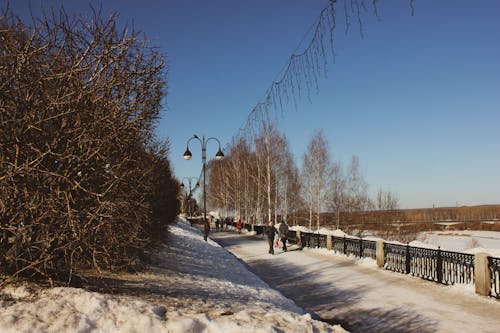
left=278, top=220, right=289, bottom=252
left=265, top=221, right=278, bottom=255
left=236, top=219, right=243, bottom=234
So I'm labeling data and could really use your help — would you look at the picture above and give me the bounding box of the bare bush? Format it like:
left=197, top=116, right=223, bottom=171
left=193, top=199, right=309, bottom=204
left=0, top=6, right=178, bottom=285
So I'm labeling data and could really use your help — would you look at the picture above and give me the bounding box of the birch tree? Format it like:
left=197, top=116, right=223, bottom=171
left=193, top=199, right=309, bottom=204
left=301, top=130, right=332, bottom=231
left=345, top=155, right=370, bottom=213
left=329, top=160, right=346, bottom=229
left=376, top=188, right=400, bottom=211
left=254, top=123, right=285, bottom=222
left=281, top=151, right=300, bottom=224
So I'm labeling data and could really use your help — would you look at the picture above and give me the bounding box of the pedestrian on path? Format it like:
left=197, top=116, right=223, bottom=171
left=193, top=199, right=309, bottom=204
left=236, top=219, right=243, bottom=234
left=265, top=221, right=278, bottom=255
left=278, top=220, right=289, bottom=252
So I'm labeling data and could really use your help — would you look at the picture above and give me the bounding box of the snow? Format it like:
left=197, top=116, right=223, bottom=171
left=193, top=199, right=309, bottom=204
left=211, top=229, right=500, bottom=333
left=2, top=220, right=499, bottom=333
left=289, top=225, right=350, bottom=238
left=415, top=230, right=500, bottom=257
left=0, top=218, right=345, bottom=333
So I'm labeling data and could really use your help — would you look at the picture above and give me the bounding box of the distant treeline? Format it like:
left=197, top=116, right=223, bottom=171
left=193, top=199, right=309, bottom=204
left=313, top=205, right=500, bottom=229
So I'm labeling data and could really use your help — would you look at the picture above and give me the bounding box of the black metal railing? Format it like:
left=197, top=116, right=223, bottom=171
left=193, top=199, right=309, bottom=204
left=384, top=243, right=410, bottom=274
left=221, top=223, right=499, bottom=298
left=254, top=225, right=264, bottom=235
left=311, top=233, right=327, bottom=248
left=385, top=243, right=474, bottom=285
left=300, top=232, right=311, bottom=248
left=287, top=230, right=298, bottom=244
left=489, top=256, right=500, bottom=299
left=409, top=246, right=438, bottom=281
left=332, top=236, right=344, bottom=254
left=330, top=236, right=376, bottom=259
left=438, top=249, right=474, bottom=285
left=299, top=232, right=327, bottom=249
left=361, top=239, right=377, bottom=260
left=345, top=237, right=362, bottom=257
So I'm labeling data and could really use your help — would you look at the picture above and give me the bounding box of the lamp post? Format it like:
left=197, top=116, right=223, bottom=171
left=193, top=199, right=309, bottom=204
left=180, top=177, right=199, bottom=218
left=183, top=134, right=224, bottom=241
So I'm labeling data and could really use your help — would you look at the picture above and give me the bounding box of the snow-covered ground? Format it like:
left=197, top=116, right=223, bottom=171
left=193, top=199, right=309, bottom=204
left=415, top=230, right=500, bottom=256
left=212, top=228, right=500, bottom=333
left=2, top=219, right=499, bottom=333
left=0, top=218, right=345, bottom=333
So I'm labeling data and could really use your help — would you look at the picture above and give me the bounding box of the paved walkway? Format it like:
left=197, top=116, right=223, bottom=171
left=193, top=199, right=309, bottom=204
left=211, top=231, right=500, bottom=333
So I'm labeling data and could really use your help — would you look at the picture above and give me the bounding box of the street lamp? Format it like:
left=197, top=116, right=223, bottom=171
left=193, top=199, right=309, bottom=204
left=180, top=177, right=199, bottom=218
left=183, top=134, right=224, bottom=241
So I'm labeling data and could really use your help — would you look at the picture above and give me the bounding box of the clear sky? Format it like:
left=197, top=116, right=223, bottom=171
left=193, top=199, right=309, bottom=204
left=4, top=0, right=500, bottom=209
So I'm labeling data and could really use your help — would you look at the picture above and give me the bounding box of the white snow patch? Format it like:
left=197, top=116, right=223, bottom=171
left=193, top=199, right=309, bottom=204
left=0, top=218, right=346, bottom=333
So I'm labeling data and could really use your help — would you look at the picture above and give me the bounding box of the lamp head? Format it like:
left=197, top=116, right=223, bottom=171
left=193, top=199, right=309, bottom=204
left=215, top=148, right=224, bottom=160
left=183, top=147, right=192, bottom=160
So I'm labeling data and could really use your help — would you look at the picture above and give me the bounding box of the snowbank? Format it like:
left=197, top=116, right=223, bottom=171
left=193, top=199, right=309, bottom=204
left=0, top=218, right=346, bottom=333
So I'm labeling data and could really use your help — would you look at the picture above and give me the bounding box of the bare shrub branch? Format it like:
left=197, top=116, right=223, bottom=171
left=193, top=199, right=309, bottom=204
left=1, top=5, right=179, bottom=285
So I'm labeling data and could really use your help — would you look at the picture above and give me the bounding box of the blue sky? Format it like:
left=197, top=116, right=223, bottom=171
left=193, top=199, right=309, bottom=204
left=4, top=0, right=500, bottom=209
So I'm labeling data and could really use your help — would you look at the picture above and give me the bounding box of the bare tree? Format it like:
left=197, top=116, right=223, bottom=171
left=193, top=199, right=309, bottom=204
left=254, top=123, right=285, bottom=222
left=376, top=188, right=400, bottom=211
left=301, top=130, right=332, bottom=231
left=344, top=155, right=371, bottom=234
left=328, top=160, right=346, bottom=229
left=281, top=151, right=300, bottom=224
left=236, top=0, right=393, bottom=140
left=345, top=155, right=369, bottom=212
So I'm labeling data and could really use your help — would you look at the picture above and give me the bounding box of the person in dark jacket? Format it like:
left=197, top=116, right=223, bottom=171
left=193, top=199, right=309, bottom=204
left=265, top=221, right=278, bottom=254
left=278, top=220, right=289, bottom=252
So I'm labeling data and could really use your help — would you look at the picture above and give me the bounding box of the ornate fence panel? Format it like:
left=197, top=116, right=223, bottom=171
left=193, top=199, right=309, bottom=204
left=385, top=244, right=475, bottom=285
left=309, top=233, right=320, bottom=248
left=300, top=232, right=312, bottom=248
left=331, top=236, right=376, bottom=259
left=385, top=243, right=410, bottom=274
left=361, top=240, right=377, bottom=260
left=313, top=234, right=327, bottom=248
left=439, top=250, right=474, bottom=285
left=300, top=232, right=327, bottom=248
left=408, top=246, right=438, bottom=281
left=332, top=236, right=345, bottom=254
left=287, top=230, right=297, bottom=244
left=489, top=257, right=500, bottom=299
left=345, top=237, right=361, bottom=257
left=254, top=225, right=264, bottom=236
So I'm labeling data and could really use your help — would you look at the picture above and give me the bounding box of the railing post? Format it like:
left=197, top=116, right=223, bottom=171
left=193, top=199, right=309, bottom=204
left=405, top=243, right=411, bottom=274
left=359, top=237, right=363, bottom=258
left=327, top=234, right=332, bottom=250
left=474, top=252, right=491, bottom=296
left=376, top=240, right=385, bottom=268
left=436, top=246, right=443, bottom=283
